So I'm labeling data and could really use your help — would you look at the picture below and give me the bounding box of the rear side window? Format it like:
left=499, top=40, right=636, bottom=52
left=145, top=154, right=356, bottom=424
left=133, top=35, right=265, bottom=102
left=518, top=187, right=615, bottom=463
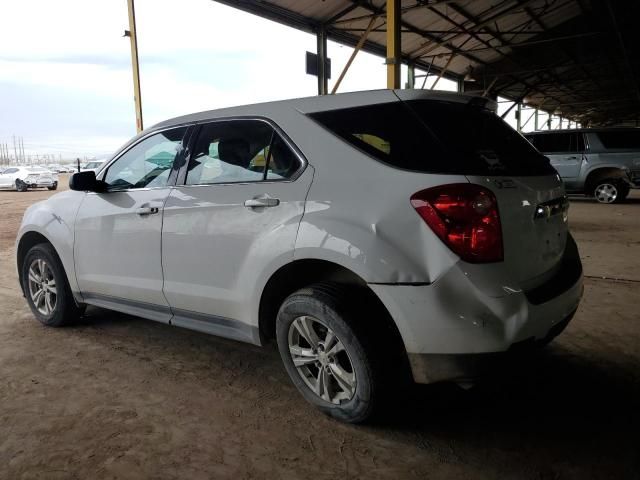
left=530, top=133, right=584, bottom=153
left=310, top=100, right=553, bottom=176
left=3, top=168, right=18, bottom=174
left=186, top=120, right=300, bottom=185
left=597, top=131, right=640, bottom=149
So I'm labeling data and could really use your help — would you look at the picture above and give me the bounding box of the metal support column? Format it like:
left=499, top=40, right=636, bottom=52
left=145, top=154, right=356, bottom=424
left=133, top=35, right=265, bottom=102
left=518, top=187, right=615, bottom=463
left=317, top=27, right=328, bottom=95
left=516, top=102, right=522, bottom=132
left=534, top=109, right=539, bottom=131
left=386, top=0, right=401, bottom=89
left=126, top=0, right=143, bottom=133
left=406, top=64, right=415, bottom=89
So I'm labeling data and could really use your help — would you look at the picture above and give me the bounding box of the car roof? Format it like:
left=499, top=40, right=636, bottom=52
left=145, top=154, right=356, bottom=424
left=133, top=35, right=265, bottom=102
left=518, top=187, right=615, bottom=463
left=151, top=89, right=479, bottom=131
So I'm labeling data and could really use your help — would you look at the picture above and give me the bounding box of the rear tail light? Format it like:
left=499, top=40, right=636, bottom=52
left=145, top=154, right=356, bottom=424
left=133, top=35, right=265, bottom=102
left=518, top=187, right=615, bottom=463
left=410, top=184, right=503, bottom=263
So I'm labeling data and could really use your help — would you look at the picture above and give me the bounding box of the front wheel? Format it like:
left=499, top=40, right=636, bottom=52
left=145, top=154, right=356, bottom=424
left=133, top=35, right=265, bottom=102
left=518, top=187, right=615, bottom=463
left=21, top=243, right=84, bottom=327
left=276, top=283, right=382, bottom=423
left=593, top=179, right=628, bottom=204
left=47, top=182, right=58, bottom=191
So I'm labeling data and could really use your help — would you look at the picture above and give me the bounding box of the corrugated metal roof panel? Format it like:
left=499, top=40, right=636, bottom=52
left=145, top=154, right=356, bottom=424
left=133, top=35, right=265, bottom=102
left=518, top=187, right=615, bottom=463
left=213, top=0, right=640, bottom=125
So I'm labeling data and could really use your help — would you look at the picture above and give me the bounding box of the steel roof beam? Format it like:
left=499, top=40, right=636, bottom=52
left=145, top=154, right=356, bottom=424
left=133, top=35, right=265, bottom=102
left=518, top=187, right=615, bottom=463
left=446, top=1, right=584, bottom=105
left=211, top=0, right=459, bottom=80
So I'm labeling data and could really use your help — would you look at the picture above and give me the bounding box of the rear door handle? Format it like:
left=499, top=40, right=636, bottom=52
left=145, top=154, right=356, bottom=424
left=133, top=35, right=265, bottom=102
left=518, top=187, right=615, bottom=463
left=244, top=197, right=280, bottom=208
left=136, top=206, right=159, bottom=216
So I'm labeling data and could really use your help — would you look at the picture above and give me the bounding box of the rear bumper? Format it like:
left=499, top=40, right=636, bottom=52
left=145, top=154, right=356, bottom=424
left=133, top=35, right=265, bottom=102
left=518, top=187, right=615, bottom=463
left=370, top=236, right=583, bottom=384
left=407, top=308, right=576, bottom=384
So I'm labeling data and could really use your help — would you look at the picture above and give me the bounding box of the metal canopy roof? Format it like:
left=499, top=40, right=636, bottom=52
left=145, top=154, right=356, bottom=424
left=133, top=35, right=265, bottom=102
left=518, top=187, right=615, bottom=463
left=212, top=0, right=639, bottom=126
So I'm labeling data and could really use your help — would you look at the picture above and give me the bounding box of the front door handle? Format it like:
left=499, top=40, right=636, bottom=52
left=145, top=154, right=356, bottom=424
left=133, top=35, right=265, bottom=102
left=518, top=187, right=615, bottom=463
left=136, top=206, right=159, bottom=216
left=244, top=197, right=280, bottom=208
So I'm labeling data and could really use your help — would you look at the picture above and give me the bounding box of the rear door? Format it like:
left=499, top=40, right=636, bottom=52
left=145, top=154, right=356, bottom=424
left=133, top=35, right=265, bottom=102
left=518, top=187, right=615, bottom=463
left=161, top=119, right=312, bottom=339
left=534, top=132, right=583, bottom=185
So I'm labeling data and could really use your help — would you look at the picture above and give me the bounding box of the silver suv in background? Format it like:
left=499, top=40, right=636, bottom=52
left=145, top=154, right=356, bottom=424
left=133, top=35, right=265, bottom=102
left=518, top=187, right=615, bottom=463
left=525, top=129, right=640, bottom=203
left=17, top=90, right=583, bottom=423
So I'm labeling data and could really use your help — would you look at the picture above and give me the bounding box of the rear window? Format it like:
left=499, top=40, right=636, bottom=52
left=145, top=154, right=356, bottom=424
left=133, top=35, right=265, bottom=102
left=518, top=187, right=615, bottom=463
left=309, top=100, right=554, bottom=176
left=597, top=131, right=640, bottom=149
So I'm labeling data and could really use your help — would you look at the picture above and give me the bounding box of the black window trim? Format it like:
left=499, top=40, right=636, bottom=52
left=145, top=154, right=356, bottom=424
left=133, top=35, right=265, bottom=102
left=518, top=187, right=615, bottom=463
left=176, top=116, right=307, bottom=187
left=95, top=124, right=193, bottom=193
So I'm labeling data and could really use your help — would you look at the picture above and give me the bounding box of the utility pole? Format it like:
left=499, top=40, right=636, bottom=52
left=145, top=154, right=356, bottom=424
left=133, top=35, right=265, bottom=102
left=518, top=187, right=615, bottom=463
left=13, top=135, right=18, bottom=164
left=125, top=0, right=144, bottom=133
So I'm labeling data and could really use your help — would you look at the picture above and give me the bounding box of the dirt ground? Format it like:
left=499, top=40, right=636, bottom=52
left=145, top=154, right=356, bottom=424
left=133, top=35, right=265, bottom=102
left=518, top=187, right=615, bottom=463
left=1, top=176, right=638, bottom=480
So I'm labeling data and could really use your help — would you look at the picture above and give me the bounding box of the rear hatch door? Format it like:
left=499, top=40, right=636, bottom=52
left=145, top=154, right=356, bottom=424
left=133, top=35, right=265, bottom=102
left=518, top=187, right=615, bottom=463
left=466, top=174, right=568, bottom=288
left=403, top=97, right=569, bottom=288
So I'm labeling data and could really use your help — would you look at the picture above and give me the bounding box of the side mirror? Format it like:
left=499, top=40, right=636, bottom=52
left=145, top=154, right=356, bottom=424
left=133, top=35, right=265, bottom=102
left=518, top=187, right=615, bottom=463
left=69, top=171, right=106, bottom=192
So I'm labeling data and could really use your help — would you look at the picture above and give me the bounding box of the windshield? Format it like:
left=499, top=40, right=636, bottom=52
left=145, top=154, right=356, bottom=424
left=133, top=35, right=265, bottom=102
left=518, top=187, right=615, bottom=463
left=310, top=99, right=554, bottom=176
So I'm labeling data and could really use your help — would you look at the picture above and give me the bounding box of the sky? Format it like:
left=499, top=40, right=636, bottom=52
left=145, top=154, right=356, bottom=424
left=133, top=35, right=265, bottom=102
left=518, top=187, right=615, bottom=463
left=0, top=0, right=460, bottom=160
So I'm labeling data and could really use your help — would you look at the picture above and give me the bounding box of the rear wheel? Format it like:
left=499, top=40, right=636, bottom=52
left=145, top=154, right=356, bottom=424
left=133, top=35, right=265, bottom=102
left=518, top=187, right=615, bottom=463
left=15, top=179, right=27, bottom=192
left=276, top=283, right=390, bottom=423
left=21, top=243, right=84, bottom=327
left=593, top=179, right=628, bottom=204
left=47, top=182, right=58, bottom=191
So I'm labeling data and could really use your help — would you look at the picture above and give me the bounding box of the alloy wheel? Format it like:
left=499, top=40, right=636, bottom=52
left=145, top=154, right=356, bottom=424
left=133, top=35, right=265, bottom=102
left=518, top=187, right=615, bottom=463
left=594, top=183, right=618, bottom=203
left=288, top=315, right=356, bottom=404
left=28, top=258, right=57, bottom=316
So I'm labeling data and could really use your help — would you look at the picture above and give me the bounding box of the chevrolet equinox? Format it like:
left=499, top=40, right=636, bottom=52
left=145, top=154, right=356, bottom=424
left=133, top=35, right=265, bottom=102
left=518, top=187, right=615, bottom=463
left=17, top=90, right=583, bottom=423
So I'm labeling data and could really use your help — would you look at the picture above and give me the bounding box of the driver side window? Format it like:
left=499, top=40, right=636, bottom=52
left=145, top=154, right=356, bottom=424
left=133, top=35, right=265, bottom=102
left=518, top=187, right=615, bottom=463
left=104, top=127, right=187, bottom=190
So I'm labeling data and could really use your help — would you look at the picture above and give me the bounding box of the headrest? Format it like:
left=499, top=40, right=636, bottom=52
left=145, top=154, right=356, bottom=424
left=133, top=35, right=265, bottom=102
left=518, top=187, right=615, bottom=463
left=218, top=138, right=250, bottom=168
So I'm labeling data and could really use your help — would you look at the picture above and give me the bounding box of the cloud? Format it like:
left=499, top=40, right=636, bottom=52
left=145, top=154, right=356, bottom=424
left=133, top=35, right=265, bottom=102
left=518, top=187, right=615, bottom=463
left=0, top=0, right=456, bottom=159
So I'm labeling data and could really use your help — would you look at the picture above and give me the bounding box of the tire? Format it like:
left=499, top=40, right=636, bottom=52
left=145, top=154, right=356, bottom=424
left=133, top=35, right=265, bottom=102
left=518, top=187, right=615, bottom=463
left=21, top=243, right=84, bottom=327
left=15, top=179, right=27, bottom=192
left=276, top=282, right=389, bottom=423
left=593, top=178, right=628, bottom=204
left=617, top=183, right=630, bottom=202
left=47, top=182, right=58, bottom=191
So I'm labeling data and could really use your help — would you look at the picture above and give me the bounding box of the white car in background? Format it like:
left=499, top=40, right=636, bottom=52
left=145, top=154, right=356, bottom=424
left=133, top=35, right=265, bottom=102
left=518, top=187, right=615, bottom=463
left=0, top=166, right=58, bottom=192
left=47, top=164, right=68, bottom=173
left=81, top=160, right=106, bottom=173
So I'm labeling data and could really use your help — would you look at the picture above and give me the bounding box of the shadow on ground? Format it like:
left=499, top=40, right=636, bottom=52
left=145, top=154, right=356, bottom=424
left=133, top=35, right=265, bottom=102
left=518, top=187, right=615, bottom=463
left=71, top=305, right=640, bottom=478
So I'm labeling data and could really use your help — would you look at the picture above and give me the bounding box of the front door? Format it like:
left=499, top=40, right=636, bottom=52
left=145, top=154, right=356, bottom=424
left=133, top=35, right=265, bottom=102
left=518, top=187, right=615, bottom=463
left=161, top=119, right=313, bottom=340
left=74, top=127, right=188, bottom=320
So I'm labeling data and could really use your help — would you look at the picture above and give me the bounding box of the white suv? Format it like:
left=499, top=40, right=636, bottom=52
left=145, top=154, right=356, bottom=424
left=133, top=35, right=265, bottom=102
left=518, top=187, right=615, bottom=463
left=16, top=90, right=583, bottom=423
